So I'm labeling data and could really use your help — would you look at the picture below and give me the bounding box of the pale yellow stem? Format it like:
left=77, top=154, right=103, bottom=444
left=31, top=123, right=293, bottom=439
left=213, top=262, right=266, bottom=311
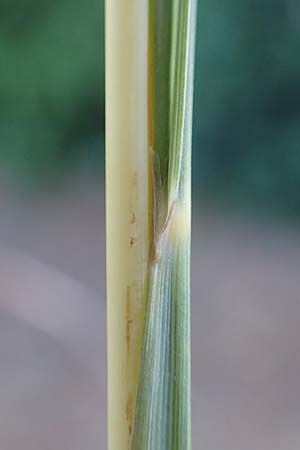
left=106, top=1, right=149, bottom=449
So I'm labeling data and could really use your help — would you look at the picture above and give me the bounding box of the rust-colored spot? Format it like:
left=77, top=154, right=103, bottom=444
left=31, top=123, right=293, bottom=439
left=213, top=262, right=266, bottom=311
left=125, top=393, right=133, bottom=437
left=126, top=286, right=132, bottom=354
left=130, top=236, right=136, bottom=248
left=149, top=242, right=158, bottom=265
left=130, top=211, right=136, bottom=224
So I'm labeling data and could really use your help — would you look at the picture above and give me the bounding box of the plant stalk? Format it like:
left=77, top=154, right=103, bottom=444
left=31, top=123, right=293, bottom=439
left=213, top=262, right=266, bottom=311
left=106, top=1, right=149, bottom=449
left=106, top=0, right=197, bottom=448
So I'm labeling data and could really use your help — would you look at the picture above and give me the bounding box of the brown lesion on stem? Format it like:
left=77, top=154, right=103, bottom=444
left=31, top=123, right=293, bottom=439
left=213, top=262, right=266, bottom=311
left=126, top=286, right=133, bottom=355
left=129, top=171, right=138, bottom=240
left=129, top=236, right=137, bottom=248
left=125, top=392, right=133, bottom=439
left=130, top=211, right=136, bottom=224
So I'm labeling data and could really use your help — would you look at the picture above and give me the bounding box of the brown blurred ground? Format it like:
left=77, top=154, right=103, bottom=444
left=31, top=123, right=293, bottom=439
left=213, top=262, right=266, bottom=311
left=0, top=178, right=300, bottom=450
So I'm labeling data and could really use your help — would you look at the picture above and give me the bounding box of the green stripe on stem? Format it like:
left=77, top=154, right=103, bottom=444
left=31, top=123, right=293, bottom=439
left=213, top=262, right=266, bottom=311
left=131, top=0, right=197, bottom=448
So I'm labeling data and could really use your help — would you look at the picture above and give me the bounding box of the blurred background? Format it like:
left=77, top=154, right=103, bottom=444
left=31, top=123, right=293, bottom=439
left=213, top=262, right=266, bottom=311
left=0, top=0, right=299, bottom=449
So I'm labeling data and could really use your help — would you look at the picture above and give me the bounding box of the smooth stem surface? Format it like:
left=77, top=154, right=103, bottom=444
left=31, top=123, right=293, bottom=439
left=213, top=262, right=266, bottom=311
left=106, top=0, right=149, bottom=449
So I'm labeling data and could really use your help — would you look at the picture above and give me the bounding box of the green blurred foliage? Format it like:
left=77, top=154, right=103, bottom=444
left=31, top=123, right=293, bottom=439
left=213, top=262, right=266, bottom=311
left=0, top=0, right=104, bottom=182
left=0, top=0, right=299, bottom=214
left=195, top=0, right=300, bottom=213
